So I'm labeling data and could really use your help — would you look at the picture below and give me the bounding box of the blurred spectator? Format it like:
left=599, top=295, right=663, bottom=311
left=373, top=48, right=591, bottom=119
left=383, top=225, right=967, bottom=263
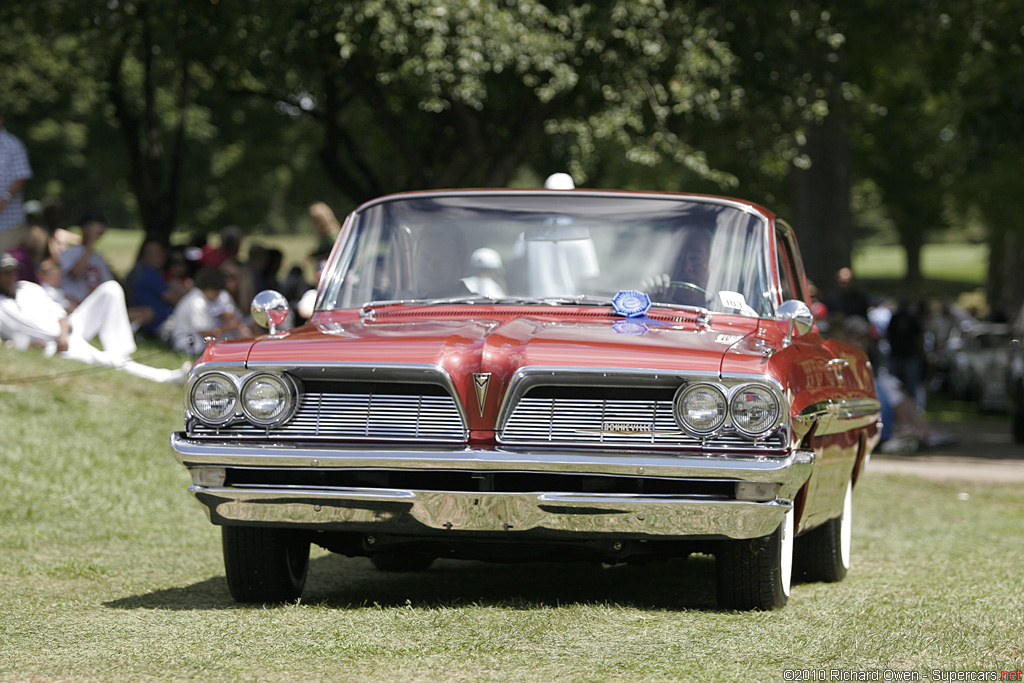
left=245, top=244, right=285, bottom=295
left=165, top=245, right=194, bottom=292
left=282, top=264, right=311, bottom=300
left=876, top=369, right=956, bottom=454
left=0, top=252, right=186, bottom=383
left=840, top=309, right=953, bottom=454
left=6, top=223, right=48, bottom=283
left=169, top=268, right=251, bottom=355
left=824, top=266, right=871, bottom=322
left=296, top=259, right=327, bottom=322
left=37, top=258, right=69, bottom=309
left=308, top=201, right=340, bottom=263
left=247, top=243, right=269, bottom=292
left=221, top=259, right=254, bottom=322
left=128, top=239, right=188, bottom=337
left=59, top=212, right=115, bottom=309
left=263, top=248, right=284, bottom=291
left=27, top=196, right=80, bottom=263
left=886, top=294, right=926, bottom=408
left=0, top=111, right=33, bottom=253
left=807, top=280, right=829, bottom=334
left=199, top=225, right=242, bottom=269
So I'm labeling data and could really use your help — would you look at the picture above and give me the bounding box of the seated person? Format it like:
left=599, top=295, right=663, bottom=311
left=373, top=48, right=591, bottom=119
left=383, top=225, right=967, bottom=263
left=59, top=212, right=115, bottom=309
left=0, top=252, right=187, bottom=384
left=129, top=239, right=188, bottom=337
left=169, top=268, right=250, bottom=355
left=644, top=228, right=711, bottom=308
left=37, top=258, right=70, bottom=309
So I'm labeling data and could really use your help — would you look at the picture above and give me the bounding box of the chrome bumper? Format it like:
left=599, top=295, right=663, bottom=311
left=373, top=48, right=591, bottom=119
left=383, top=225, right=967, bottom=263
left=170, top=433, right=814, bottom=541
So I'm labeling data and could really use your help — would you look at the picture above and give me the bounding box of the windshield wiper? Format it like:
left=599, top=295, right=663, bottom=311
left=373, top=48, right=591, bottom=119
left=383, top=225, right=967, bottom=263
left=360, top=295, right=500, bottom=320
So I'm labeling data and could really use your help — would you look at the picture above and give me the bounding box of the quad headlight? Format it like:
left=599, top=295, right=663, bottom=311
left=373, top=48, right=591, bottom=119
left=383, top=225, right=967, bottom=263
left=241, top=373, right=295, bottom=426
left=188, top=371, right=297, bottom=428
left=674, top=380, right=783, bottom=439
left=189, top=373, right=238, bottom=425
left=674, top=383, right=728, bottom=436
left=730, top=384, right=782, bottom=437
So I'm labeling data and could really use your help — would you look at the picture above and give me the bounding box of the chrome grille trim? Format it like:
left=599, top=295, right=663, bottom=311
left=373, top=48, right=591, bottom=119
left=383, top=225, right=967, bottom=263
left=495, top=367, right=788, bottom=452
left=191, top=391, right=466, bottom=442
left=186, top=362, right=468, bottom=443
left=500, top=396, right=785, bottom=450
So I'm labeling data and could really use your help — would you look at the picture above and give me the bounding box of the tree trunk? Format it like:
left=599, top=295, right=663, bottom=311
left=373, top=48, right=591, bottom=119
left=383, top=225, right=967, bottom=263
left=988, top=228, right=1024, bottom=321
left=902, top=231, right=923, bottom=285
left=788, top=107, right=853, bottom=294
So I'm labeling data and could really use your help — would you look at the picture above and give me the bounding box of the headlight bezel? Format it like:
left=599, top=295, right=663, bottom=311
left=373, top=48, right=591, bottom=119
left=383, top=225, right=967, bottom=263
left=673, top=378, right=786, bottom=441
left=673, top=382, right=729, bottom=437
left=729, top=383, right=783, bottom=439
left=188, top=371, right=240, bottom=427
left=187, top=369, right=299, bottom=430
left=240, top=372, right=298, bottom=427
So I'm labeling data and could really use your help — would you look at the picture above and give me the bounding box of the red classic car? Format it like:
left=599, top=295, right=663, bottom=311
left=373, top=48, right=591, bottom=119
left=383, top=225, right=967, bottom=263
left=171, top=185, right=880, bottom=610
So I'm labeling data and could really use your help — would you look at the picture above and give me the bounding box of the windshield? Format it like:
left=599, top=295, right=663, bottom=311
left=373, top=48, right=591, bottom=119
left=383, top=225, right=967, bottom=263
left=319, top=193, right=772, bottom=317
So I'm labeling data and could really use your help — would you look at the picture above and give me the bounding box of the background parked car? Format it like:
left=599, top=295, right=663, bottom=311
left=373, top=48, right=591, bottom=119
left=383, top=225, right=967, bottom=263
left=947, top=322, right=1011, bottom=411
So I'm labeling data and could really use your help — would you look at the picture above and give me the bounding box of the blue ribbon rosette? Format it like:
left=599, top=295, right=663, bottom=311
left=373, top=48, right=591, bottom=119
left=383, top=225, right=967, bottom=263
left=611, top=290, right=652, bottom=318
left=610, top=290, right=671, bottom=333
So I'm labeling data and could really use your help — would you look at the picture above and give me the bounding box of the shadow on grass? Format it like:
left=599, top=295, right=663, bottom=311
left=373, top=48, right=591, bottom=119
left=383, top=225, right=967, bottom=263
left=105, top=553, right=721, bottom=612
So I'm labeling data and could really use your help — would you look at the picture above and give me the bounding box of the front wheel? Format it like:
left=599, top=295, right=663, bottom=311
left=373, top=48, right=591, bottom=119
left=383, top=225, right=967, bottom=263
left=795, top=481, right=852, bottom=583
left=716, top=508, right=793, bottom=610
left=222, top=526, right=310, bottom=603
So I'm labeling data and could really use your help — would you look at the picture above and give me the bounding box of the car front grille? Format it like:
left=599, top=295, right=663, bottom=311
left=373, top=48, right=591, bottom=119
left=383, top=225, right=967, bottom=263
left=499, top=395, right=786, bottom=452
left=190, top=384, right=467, bottom=442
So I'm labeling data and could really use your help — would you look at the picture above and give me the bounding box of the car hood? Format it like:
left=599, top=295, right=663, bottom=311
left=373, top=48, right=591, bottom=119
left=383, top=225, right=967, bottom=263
left=243, top=306, right=763, bottom=430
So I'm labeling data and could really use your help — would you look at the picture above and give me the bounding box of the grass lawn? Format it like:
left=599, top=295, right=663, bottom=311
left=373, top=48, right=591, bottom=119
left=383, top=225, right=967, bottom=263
left=853, top=242, right=988, bottom=305
left=1, top=346, right=1022, bottom=681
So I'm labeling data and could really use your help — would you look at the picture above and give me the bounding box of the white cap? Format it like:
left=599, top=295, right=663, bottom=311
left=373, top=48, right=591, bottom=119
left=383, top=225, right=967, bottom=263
left=469, top=247, right=503, bottom=270
left=544, top=173, right=575, bottom=190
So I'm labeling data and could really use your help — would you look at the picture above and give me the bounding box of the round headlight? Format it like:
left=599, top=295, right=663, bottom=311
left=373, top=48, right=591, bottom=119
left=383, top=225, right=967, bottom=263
left=190, top=373, right=238, bottom=424
left=675, top=383, right=727, bottom=436
left=241, top=374, right=294, bottom=426
left=730, top=384, right=782, bottom=437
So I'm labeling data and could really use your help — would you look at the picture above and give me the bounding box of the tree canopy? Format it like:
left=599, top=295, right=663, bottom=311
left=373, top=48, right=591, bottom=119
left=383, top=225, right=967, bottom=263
left=2, top=0, right=1022, bottom=302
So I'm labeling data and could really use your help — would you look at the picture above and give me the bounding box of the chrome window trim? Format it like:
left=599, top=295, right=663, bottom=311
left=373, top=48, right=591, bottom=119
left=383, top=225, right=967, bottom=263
left=332, top=190, right=779, bottom=318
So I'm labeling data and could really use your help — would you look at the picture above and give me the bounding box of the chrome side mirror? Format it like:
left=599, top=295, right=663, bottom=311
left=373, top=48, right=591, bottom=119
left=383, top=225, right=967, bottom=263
left=777, top=299, right=814, bottom=344
left=251, top=290, right=290, bottom=334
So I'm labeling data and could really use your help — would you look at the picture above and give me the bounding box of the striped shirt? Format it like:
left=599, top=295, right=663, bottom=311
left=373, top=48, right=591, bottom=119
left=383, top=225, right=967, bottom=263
left=0, top=127, right=33, bottom=233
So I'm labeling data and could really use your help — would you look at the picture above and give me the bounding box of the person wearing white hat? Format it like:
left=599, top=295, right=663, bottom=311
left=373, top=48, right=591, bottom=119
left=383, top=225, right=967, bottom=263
left=0, top=252, right=187, bottom=383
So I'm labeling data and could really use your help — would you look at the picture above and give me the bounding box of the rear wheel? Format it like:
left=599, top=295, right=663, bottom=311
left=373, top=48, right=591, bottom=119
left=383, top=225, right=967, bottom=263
left=795, top=481, right=852, bottom=583
left=716, top=509, right=793, bottom=610
left=222, top=526, right=310, bottom=603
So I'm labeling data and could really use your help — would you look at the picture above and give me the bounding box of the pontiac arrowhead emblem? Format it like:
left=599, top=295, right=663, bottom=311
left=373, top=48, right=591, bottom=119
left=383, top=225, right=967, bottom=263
left=472, top=373, right=491, bottom=416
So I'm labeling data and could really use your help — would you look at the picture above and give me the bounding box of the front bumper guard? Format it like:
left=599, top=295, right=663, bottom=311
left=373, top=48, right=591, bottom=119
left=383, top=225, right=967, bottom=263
left=171, top=433, right=814, bottom=541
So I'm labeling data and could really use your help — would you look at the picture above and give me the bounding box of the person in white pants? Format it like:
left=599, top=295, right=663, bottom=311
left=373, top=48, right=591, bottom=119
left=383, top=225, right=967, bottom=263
left=0, top=252, right=187, bottom=384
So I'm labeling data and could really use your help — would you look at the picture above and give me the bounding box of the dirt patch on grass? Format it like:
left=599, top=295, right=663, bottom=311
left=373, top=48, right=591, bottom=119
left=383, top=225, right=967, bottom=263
left=868, top=418, right=1024, bottom=483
